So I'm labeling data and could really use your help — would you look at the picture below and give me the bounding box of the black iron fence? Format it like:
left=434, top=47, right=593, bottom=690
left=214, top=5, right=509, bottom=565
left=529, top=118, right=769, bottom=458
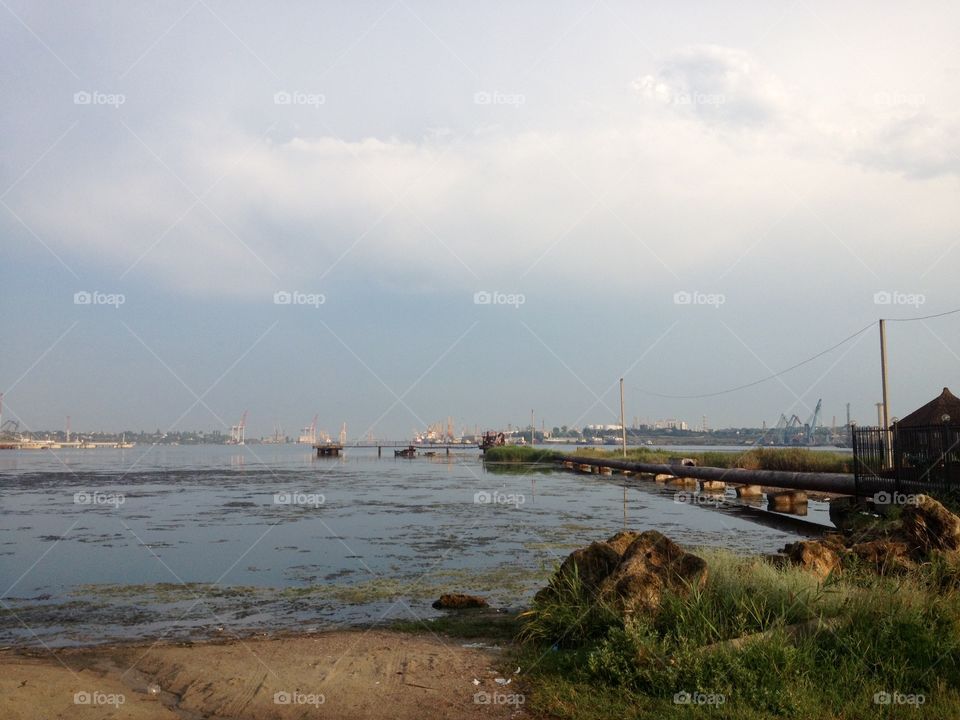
left=852, top=423, right=960, bottom=499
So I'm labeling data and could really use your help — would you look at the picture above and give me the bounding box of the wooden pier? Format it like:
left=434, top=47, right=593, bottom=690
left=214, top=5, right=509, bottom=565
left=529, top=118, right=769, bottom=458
left=313, top=443, right=343, bottom=457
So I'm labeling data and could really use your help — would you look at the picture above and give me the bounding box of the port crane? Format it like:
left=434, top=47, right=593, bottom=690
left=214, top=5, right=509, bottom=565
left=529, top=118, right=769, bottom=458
left=229, top=411, right=247, bottom=445
left=772, top=399, right=823, bottom=445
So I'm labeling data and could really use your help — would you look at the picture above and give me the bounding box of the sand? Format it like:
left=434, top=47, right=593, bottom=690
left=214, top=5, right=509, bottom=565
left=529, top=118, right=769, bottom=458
left=0, top=630, right=525, bottom=719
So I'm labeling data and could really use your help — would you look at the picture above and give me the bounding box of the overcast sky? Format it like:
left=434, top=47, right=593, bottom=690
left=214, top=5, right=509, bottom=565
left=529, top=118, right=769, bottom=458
left=2, top=1, right=958, bottom=438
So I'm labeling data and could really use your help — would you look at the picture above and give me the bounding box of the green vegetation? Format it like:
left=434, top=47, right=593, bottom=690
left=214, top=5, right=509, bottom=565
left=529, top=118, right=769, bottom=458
left=484, top=444, right=853, bottom=474
left=483, top=446, right=564, bottom=463
left=573, top=446, right=854, bottom=473
left=513, top=549, right=960, bottom=719
left=389, top=609, right=522, bottom=642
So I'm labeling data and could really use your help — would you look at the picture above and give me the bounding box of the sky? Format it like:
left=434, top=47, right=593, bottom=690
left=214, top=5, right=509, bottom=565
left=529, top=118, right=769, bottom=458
left=2, top=0, right=959, bottom=439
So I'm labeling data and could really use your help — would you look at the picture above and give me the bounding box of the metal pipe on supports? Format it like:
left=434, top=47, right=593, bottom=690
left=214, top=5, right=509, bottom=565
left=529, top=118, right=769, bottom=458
left=559, top=455, right=857, bottom=495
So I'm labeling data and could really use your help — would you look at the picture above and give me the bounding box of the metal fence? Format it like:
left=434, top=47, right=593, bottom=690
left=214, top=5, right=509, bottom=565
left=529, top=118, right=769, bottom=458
left=852, top=423, right=960, bottom=499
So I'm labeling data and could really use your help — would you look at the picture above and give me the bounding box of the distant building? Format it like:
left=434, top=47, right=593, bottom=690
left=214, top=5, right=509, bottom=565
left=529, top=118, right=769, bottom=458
left=653, top=419, right=688, bottom=431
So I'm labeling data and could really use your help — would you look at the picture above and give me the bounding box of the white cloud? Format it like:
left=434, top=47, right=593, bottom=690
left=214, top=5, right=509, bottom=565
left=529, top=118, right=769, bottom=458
left=632, top=45, right=789, bottom=127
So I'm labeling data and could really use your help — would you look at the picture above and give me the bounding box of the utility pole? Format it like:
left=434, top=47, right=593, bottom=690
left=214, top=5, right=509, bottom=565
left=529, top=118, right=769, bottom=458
left=619, top=378, right=627, bottom=458
left=531, top=410, right=535, bottom=446
left=879, top=318, right=893, bottom=468
left=879, top=319, right=890, bottom=430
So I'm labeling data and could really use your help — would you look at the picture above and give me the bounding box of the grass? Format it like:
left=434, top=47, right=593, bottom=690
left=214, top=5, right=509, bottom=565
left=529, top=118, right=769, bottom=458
left=483, top=446, right=564, bottom=463
left=512, top=549, right=960, bottom=719
left=388, top=609, right=522, bottom=642
left=484, top=445, right=853, bottom=474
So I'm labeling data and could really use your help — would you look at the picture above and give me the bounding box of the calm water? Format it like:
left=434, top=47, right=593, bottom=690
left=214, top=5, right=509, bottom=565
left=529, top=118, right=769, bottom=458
left=0, top=444, right=812, bottom=646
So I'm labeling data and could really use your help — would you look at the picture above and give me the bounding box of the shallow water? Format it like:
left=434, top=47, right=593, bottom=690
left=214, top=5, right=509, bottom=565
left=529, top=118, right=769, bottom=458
left=0, top=445, right=811, bottom=646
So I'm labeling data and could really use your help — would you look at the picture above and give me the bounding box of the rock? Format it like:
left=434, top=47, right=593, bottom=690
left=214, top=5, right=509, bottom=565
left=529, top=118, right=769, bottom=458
left=848, top=539, right=914, bottom=575
left=782, top=540, right=841, bottom=580
left=597, top=531, right=708, bottom=617
left=900, top=495, right=960, bottom=556
left=535, top=541, right=622, bottom=604
left=432, top=593, right=489, bottom=610
left=605, top=531, right=642, bottom=556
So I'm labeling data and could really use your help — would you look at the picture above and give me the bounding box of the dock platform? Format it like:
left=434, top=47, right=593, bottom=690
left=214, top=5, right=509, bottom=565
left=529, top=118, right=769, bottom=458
left=313, top=443, right=344, bottom=457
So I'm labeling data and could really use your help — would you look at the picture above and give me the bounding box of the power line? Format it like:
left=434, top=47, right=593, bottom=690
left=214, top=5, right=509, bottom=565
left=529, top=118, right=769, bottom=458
left=884, top=307, right=960, bottom=322
left=634, top=306, right=960, bottom=400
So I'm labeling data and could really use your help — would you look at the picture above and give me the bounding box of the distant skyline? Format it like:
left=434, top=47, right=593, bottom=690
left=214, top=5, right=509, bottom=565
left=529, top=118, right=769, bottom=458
left=3, top=1, right=958, bottom=438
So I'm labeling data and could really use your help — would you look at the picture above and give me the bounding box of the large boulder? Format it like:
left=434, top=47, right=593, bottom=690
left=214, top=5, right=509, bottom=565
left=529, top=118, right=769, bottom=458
left=534, top=540, right=622, bottom=604
left=848, top=539, right=914, bottom=575
left=782, top=540, right=841, bottom=580
left=605, top=531, right=642, bottom=556
left=597, top=531, right=708, bottom=617
left=900, top=495, right=960, bottom=557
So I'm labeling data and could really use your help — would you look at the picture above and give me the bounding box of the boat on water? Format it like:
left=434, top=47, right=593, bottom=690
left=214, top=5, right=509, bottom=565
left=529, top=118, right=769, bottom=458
left=395, top=445, right=416, bottom=458
left=479, top=431, right=506, bottom=452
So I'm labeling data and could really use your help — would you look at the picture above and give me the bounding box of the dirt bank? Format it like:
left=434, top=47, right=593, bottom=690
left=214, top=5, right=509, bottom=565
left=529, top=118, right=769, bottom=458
left=0, top=629, right=523, bottom=719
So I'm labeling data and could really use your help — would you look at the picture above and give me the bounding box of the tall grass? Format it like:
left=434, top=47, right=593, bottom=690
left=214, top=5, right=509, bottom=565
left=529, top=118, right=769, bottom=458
left=482, top=446, right=563, bottom=463
left=485, top=444, right=853, bottom=473
left=516, top=548, right=960, bottom=719
left=573, top=446, right=853, bottom=473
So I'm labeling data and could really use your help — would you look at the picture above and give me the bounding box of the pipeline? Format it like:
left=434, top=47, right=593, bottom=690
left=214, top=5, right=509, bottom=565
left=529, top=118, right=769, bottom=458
left=558, top=454, right=858, bottom=495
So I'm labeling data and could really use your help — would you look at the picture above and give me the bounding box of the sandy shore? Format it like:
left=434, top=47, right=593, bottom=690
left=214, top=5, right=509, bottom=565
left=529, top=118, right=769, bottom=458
left=0, top=630, right=525, bottom=719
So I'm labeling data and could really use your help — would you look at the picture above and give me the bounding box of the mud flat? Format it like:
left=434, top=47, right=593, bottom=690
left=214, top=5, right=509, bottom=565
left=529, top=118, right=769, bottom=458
left=0, top=629, right=520, bottom=719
